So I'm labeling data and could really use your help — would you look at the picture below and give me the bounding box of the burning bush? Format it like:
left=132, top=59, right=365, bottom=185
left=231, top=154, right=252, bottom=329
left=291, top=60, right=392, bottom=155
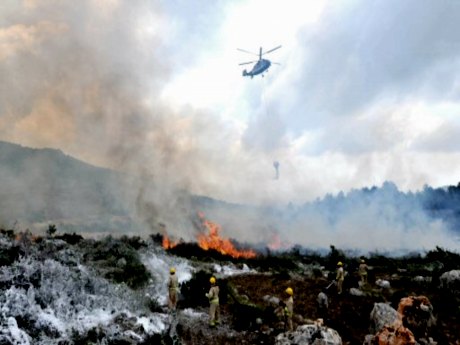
left=159, top=213, right=257, bottom=260
left=197, top=215, right=256, bottom=259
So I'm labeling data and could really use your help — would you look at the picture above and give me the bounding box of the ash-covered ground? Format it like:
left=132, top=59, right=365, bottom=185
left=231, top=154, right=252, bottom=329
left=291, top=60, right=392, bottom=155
left=0, top=229, right=459, bottom=345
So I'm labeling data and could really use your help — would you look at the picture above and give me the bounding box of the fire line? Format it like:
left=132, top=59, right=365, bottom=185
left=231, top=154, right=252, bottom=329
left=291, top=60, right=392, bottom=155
left=197, top=212, right=256, bottom=259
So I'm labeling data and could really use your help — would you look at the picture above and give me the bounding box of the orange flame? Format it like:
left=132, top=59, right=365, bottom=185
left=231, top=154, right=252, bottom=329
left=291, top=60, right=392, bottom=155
left=162, top=234, right=179, bottom=249
left=15, top=231, right=39, bottom=242
left=197, top=213, right=256, bottom=259
left=159, top=223, right=179, bottom=249
left=268, top=233, right=282, bottom=251
left=267, top=232, right=292, bottom=251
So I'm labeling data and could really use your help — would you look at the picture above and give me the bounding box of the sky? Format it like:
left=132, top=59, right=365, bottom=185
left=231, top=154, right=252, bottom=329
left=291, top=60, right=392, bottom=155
left=2, top=0, right=460, bottom=209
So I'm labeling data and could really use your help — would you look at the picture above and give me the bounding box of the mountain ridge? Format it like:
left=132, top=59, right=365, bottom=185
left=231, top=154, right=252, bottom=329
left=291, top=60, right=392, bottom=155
left=0, top=141, right=459, bottom=250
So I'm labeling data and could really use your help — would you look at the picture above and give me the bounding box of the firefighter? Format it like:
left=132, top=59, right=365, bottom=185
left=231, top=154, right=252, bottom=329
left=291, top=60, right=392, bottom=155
left=358, top=259, right=368, bottom=285
left=168, top=267, right=179, bottom=312
left=205, top=276, right=220, bottom=327
left=284, top=287, right=294, bottom=331
left=336, top=262, right=345, bottom=295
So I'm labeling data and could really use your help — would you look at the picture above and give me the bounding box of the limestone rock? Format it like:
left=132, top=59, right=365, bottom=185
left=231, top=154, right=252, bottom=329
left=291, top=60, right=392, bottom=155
left=370, top=303, right=401, bottom=333
left=349, top=287, right=365, bottom=296
left=275, top=323, right=342, bottom=345
left=263, top=295, right=280, bottom=307
left=367, top=296, right=436, bottom=344
left=439, top=270, right=460, bottom=294
left=375, top=279, right=391, bottom=289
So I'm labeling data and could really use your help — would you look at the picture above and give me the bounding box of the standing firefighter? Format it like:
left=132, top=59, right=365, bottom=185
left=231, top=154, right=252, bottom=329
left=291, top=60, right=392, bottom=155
left=205, top=276, right=220, bottom=327
left=284, top=287, right=294, bottom=331
left=336, top=262, right=345, bottom=295
left=168, top=267, right=179, bottom=312
left=358, top=259, right=368, bottom=285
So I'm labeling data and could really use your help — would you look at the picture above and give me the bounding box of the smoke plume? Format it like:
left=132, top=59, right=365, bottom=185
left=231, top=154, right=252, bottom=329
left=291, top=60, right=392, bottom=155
left=0, top=1, right=237, bottom=238
left=1, top=1, right=459, bottom=253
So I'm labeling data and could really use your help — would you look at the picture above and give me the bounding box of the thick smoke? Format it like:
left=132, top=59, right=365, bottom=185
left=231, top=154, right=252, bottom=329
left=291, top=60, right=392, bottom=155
left=0, top=1, right=237, bottom=239
left=1, top=1, right=459, bottom=252
left=204, top=182, right=458, bottom=254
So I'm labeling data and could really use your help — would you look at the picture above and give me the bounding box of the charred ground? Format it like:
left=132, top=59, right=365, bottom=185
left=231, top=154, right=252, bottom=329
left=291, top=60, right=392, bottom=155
left=0, top=229, right=459, bottom=344
left=163, top=236, right=460, bottom=344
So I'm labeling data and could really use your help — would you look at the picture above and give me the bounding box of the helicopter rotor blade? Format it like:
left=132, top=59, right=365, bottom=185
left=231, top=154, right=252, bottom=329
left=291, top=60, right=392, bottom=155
left=239, top=61, right=257, bottom=66
left=272, top=62, right=281, bottom=65
left=237, top=48, right=259, bottom=56
left=262, top=45, right=282, bottom=55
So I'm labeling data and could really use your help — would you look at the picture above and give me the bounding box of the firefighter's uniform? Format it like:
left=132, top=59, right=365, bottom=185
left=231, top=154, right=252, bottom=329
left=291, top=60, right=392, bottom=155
left=359, top=260, right=368, bottom=284
left=168, top=267, right=179, bottom=311
left=206, top=277, right=220, bottom=327
left=284, top=287, right=294, bottom=331
left=336, top=262, right=345, bottom=295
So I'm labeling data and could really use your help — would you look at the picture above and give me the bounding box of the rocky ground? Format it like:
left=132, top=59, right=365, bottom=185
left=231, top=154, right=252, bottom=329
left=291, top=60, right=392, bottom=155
left=175, top=276, right=459, bottom=345
left=170, top=242, right=460, bottom=345
left=0, top=230, right=459, bottom=344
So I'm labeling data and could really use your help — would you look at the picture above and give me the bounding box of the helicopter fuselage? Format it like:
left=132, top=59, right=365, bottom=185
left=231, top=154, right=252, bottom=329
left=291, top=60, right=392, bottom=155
left=243, top=59, right=271, bottom=78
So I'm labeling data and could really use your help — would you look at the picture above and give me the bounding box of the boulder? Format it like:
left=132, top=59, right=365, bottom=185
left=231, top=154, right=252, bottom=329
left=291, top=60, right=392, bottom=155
left=275, top=323, right=342, bottom=345
left=397, top=296, right=432, bottom=315
left=349, top=288, right=365, bottom=297
left=367, top=303, right=415, bottom=345
left=375, top=279, right=391, bottom=289
left=116, top=257, right=127, bottom=268
left=370, top=303, right=401, bottom=333
left=439, top=270, right=460, bottom=294
left=369, top=325, right=416, bottom=345
left=367, top=296, right=436, bottom=344
left=397, top=296, right=435, bottom=339
left=413, top=276, right=431, bottom=285
left=263, top=295, right=280, bottom=307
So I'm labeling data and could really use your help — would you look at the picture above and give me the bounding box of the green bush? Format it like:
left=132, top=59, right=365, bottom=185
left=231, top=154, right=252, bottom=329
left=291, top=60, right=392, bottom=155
left=84, top=236, right=151, bottom=289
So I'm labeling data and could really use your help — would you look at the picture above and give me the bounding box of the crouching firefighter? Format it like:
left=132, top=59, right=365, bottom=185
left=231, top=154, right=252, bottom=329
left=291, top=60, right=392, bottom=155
left=284, top=287, right=294, bottom=331
left=205, top=276, right=220, bottom=327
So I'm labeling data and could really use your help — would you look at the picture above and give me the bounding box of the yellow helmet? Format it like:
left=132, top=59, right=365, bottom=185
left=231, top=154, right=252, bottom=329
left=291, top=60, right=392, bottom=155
left=285, top=287, right=293, bottom=296
left=210, top=276, right=216, bottom=284
left=361, top=259, right=365, bottom=263
left=170, top=267, right=176, bottom=274
left=337, top=261, right=343, bottom=266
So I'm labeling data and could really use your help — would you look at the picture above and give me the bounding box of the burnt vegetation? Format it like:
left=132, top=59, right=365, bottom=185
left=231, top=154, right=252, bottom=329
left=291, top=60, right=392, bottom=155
left=0, top=226, right=459, bottom=344
left=158, top=233, right=459, bottom=344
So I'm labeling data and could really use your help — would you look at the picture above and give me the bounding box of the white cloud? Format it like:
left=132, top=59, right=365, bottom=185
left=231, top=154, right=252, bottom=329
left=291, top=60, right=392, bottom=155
left=3, top=0, right=460, bottom=206
left=2, top=0, right=460, bottom=251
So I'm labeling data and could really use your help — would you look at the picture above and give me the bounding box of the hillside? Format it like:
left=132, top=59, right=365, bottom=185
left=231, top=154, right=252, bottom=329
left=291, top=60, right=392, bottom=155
left=0, top=141, right=459, bottom=252
left=0, top=141, right=132, bottom=231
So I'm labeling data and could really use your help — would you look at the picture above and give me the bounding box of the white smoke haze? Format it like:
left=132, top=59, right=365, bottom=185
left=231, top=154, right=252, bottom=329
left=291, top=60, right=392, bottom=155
left=1, top=1, right=460, bottom=252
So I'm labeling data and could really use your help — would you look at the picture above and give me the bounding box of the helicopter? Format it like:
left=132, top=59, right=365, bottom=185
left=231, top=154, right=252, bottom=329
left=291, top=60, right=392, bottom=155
left=238, top=45, right=281, bottom=78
